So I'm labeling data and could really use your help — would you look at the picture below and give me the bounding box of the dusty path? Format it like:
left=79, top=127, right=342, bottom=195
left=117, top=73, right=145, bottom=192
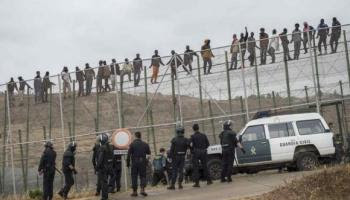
left=74, top=170, right=314, bottom=200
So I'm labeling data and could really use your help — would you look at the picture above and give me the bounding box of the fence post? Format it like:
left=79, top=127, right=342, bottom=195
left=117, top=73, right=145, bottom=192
left=6, top=90, right=17, bottom=197
left=43, top=126, right=47, bottom=140
left=272, top=91, right=277, bottom=110
left=225, top=51, right=233, bottom=113
left=144, top=67, right=151, bottom=143
left=68, top=122, right=72, bottom=142
left=171, top=74, right=177, bottom=135
left=283, top=61, right=292, bottom=106
left=18, top=129, right=27, bottom=192
left=196, top=57, right=205, bottom=132
left=25, top=88, right=30, bottom=187
left=1, top=91, right=8, bottom=193
left=58, top=75, right=66, bottom=149
left=49, top=85, right=52, bottom=139
left=309, top=35, right=320, bottom=113
left=343, top=30, right=350, bottom=88
left=339, top=80, right=349, bottom=150
left=72, top=80, right=76, bottom=140
left=304, top=86, right=309, bottom=103
left=208, top=101, right=217, bottom=143
left=96, top=81, right=100, bottom=132
left=312, top=38, right=321, bottom=100
left=239, top=96, right=246, bottom=126
left=254, top=53, right=261, bottom=108
left=120, top=80, right=125, bottom=127
left=238, top=42, right=250, bottom=121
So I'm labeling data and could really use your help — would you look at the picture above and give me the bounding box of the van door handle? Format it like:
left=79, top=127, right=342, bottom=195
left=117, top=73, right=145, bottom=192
left=261, top=141, right=267, bottom=144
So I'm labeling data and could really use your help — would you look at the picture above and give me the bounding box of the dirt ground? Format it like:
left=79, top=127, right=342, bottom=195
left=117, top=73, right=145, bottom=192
left=72, top=170, right=314, bottom=200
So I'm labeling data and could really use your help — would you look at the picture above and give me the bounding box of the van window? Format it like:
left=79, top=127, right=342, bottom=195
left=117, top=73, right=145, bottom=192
left=268, top=123, right=295, bottom=138
left=296, top=119, right=325, bottom=135
left=242, top=125, right=265, bottom=142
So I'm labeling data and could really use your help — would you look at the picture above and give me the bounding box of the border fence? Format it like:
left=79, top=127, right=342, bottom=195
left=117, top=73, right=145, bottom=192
left=1, top=24, right=350, bottom=197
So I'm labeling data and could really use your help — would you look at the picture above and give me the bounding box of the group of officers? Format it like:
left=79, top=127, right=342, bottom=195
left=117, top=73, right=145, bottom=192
left=38, top=120, right=245, bottom=200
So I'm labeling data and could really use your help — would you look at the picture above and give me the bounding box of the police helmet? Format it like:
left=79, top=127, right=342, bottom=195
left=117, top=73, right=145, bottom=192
left=223, top=120, right=233, bottom=130
left=99, top=133, right=109, bottom=145
left=68, top=141, right=77, bottom=152
left=176, top=126, right=185, bottom=136
left=44, top=141, right=53, bottom=148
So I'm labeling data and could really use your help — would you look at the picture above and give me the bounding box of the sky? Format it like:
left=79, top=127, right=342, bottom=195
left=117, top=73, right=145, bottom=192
left=0, top=0, right=349, bottom=85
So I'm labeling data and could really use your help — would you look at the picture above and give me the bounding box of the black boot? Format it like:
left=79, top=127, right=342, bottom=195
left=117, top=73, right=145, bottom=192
left=178, top=183, right=183, bottom=189
left=207, top=180, right=213, bottom=185
left=131, top=190, right=138, bottom=197
left=192, top=182, right=200, bottom=188
left=167, top=185, right=175, bottom=190
left=140, top=187, right=148, bottom=196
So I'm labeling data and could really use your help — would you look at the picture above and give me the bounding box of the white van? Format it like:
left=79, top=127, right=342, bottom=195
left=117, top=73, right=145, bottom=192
left=206, top=113, right=336, bottom=179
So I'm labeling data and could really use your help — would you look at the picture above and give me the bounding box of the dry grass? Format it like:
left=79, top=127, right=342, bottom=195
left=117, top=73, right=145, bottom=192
left=242, top=164, right=350, bottom=200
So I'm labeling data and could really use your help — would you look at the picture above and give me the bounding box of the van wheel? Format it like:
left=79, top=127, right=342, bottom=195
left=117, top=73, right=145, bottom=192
left=207, top=158, right=222, bottom=180
left=296, top=152, right=319, bottom=171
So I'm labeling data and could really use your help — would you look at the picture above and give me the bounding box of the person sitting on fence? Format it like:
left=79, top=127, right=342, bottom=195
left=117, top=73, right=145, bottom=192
left=201, top=39, right=215, bottom=74
left=121, top=58, right=133, bottom=84
left=75, top=66, right=85, bottom=97
left=103, top=60, right=111, bottom=92
left=150, top=50, right=165, bottom=84
left=167, top=50, right=188, bottom=80
left=133, top=54, right=143, bottom=87
left=61, top=66, right=72, bottom=99
left=330, top=17, right=341, bottom=53
left=18, top=76, right=32, bottom=106
left=84, top=63, right=95, bottom=96
left=42, top=71, right=55, bottom=103
left=183, top=45, right=198, bottom=73
left=6, top=77, right=18, bottom=107
left=34, top=71, right=43, bottom=103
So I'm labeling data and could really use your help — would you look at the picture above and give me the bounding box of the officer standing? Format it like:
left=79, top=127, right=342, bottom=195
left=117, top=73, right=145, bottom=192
left=190, top=124, right=212, bottom=187
left=127, top=131, right=151, bottom=197
left=96, top=133, right=114, bottom=200
left=58, top=142, right=78, bottom=199
left=38, top=141, right=56, bottom=200
left=219, top=120, right=245, bottom=183
left=109, top=146, right=122, bottom=193
left=92, top=136, right=101, bottom=196
left=167, top=126, right=190, bottom=190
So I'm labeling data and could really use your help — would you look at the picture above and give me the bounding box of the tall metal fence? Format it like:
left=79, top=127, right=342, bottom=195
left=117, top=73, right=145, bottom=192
left=1, top=24, right=350, bottom=197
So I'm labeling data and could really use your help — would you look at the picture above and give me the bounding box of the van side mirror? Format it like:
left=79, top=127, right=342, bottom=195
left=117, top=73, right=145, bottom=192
left=325, top=129, right=331, bottom=133
left=239, top=135, right=243, bottom=143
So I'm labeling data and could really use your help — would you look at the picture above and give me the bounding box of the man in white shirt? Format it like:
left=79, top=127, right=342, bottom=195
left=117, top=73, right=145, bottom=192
left=121, top=58, right=133, bottom=84
left=268, top=29, right=279, bottom=64
left=61, top=66, right=72, bottom=99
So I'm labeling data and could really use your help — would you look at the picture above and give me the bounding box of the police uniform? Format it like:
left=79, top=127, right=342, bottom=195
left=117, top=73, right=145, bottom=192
left=108, top=146, right=122, bottom=192
left=92, top=143, right=101, bottom=195
left=38, top=142, right=56, bottom=200
left=190, top=129, right=212, bottom=187
left=219, top=128, right=238, bottom=182
left=127, top=137, right=151, bottom=196
left=168, top=128, right=190, bottom=189
left=59, top=143, right=77, bottom=199
left=97, top=140, right=114, bottom=200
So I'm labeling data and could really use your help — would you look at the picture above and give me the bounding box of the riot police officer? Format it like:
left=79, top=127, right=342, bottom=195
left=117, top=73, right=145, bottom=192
left=92, top=136, right=101, bottom=196
left=190, top=124, right=212, bottom=187
left=167, top=126, right=190, bottom=190
left=108, top=146, right=122, bottom=193
left=127, top=131, right=151, bottom=197
left=96, top=133, right=114, bottom=200
left=219, top=120, right=245, bottom=182
left=38, top=141, right=57, bottom=200
left=58, top=142, right=78, bottom=199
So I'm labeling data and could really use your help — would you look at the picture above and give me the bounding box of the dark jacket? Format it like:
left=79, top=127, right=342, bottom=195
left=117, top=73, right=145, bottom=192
left=219, top=129, right=238, bottom=151
left=170, top=135, right=190, bottom=158
left=151, top=55, right=165, bottom=67
left=7, top=81, right=18, bottom=93
left=92, top=143, right=100, bottom=171
left=38, top=147, right=57, bottom=173
left=259, top=32, right=269, bottom=49
left=279, top=33, right=289, bottom=46
left=240, top=31, right=249, bottom=50
left=190, top=131, right=210, bottom=151
left=133, top=58, right=143, bottom=72
left=317, top=23, right=329, bottom=37
left=76, top=70, right=85, bottom=82
left=184, top=49, right=198, bottom=65
left=62, top=149, right=75, bottom=172
left=127, top=138, right=151, bottom=165
left=96, top=143, right=114, bottom=171
left=167, top=54, right=183, bottom=67
left=332, top=20, right=341, bottom=36
left=34, top=76, right=42, bottom=92
left=19, top=80, right=31, bottom=91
